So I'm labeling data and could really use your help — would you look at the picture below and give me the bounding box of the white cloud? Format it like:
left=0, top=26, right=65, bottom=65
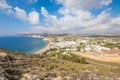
left=31, top=5, right=120, bottom=34
left=56, top=0, right=112, bottom=9
left=0, top=0, right=120, bottom=34
left=41, top=7, right=57, bottom=26
left=28, top=11, right=39, bottom=25
left=0, top=0, right=12, bottom=9
left=111, top=16, right=120, bottom=26
left=14, top=7, right=40, bottom=25
left=14, top=7, right=27, bottom=21
left=0, top=0, right=13, bottom=14
left=0, top=0, right=40, bottom=25
left=30, top=0, right=118, bottom=34
left=41, top=7, right=49, bottom=18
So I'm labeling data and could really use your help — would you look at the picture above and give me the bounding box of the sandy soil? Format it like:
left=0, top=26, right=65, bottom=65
left=73, top=52, right=120, bottom=63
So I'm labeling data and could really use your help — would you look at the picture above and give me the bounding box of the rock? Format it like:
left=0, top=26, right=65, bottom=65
left=53, top=76, right=62, bottom=80
left=0, top=52, right=15, bottom=62
left=0, top=52, right=7, bottom=57
left=0, top=67, right=8, bottom=80
left=21, top=73, right=38, bottom=80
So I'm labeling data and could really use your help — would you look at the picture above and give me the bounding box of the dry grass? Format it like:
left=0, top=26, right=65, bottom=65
left=73, top=52, right=120, bottom=63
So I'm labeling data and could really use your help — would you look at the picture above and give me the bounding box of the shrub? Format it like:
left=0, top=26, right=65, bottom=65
left=77, top=43, right=86, bottom=51
left=5, top=69, right=22, bottom=75
left=50, top=48, right=57, bottom=51
left=80, top=58, right=86, bottom=64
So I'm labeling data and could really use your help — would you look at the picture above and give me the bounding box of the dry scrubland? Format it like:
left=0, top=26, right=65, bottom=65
left=0, top=48, right=120, bottom=80
left=73, top=52, right=120, bottom=63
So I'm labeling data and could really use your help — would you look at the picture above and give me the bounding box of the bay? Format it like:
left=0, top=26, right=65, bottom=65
left=0, top=36, right=47, bottom=53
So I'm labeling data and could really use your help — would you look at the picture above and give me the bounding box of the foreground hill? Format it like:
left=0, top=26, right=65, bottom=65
left=0, top=48, right=120, bottom=80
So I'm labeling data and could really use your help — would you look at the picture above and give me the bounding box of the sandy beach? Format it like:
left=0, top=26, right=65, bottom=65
left=34, top=40, right=51, bottom=54
left=73, top=52, right=120, bottom=63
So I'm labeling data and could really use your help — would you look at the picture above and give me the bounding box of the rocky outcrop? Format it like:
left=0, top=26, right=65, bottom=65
left=0, top=52, right=15, bottom=62
left=0, top=67, right=8, bottom=80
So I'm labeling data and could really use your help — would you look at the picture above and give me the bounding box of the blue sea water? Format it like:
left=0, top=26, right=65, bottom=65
left=0, top=36, right=47, bottom=53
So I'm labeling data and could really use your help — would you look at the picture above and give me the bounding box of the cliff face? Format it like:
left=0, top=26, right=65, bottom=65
left=0, top=48, right=120, bottom=80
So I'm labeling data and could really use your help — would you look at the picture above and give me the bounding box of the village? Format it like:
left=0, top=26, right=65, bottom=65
left=50, top=37, right=120, bottom=57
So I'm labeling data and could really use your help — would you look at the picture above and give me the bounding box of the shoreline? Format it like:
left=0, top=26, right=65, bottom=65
left=33, top=39, right=51, bottom=54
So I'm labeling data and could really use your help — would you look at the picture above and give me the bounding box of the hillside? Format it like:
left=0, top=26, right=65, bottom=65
left=0, top=48, right=120, bottom=80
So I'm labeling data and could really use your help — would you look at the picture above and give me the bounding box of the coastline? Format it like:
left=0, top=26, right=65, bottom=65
left=33, top=39, right=51, bottom=54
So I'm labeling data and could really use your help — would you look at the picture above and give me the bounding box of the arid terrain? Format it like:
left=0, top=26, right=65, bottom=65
left=73, top=52, right=120, bottom=63
left=0, top=48, right=120, bottom=80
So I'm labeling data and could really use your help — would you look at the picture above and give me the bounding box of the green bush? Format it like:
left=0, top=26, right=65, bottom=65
left=61, top=54, right=81, bottom=63
left=50, top=48, right=57, bottom=51
left=80, top=58, right=86, bottom=64
left=77, top=43, right=86, bottom=51
left=50, top=52, right=82, bottom=63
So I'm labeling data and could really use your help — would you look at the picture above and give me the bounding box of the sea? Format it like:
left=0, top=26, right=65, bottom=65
left=0, top=36, right=47, bottom=53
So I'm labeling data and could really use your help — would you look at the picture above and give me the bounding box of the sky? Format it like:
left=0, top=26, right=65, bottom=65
left=0, top=0, right=120, bottom=36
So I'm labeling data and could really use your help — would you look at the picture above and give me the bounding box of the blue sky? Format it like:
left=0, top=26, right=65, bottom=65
left=0, top=0, right=120, bottom=36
